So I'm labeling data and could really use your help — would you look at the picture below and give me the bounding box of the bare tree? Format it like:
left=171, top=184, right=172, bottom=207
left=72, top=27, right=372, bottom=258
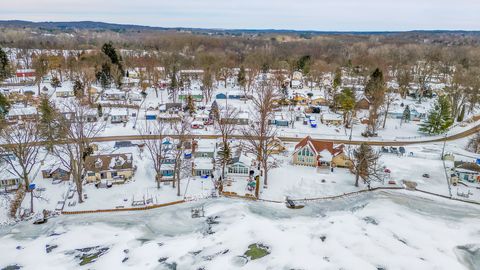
left=139, top=120, right=168, bottom=189
left=351, top=143, right=383, bottom=188
left=171, top=117, right=191, bottom=196
left=214, top=105, right=238, bottom=178
left=53, top=100, right=105, bottom=203
left=0, top=122, right=41, bottom=213
left=242, top=82, right=279, bottom=187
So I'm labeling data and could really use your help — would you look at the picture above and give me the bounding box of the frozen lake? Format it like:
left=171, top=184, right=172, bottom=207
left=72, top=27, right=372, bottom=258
left=0, top=191, right=479, bottom=270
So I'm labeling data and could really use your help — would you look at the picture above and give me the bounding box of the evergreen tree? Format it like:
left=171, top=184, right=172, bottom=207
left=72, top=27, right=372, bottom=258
left=0, top=47, right=11, bottom=81
left=338, top=88, right=356, bottom=127
left=296, top=55, right=311, bottom=75
left=216, top=142, right=234, bottom=179
left=0, top=92, right=11, bottom=119
left=73, top=78, right=84, bottom=98
left=185, top=95, right=196, bottom=116
left=237, top=66, right=247, bottom=89
left=101, top=42, right=124, bottom=76
left=457, top=104, right=465, bottom=122
left=419, top=96, right=453, bottom=134
left=402, top=105, right=411, bottom=123
left=333, top=68, right=342, bottom=89
left=38, top=97, right=60, bottom=150
left=97, top=104, right=103, bottom=117
left=96, top=63, right=112, bottom=90
left=168, top=66, right=178, bottom=102
left=50, top=76, right=61, bottom=91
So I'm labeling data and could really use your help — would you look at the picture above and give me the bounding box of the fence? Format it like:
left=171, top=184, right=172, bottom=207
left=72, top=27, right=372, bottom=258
left=61, top=200, right=185, bottom=215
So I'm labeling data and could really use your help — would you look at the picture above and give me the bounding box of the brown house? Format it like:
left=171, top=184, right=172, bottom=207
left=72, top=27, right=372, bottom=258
left=42, top=165, right=70, bottom=181
left=356, top=97, right=371, bottom=110
left=84, top=153, right=135, bottom=183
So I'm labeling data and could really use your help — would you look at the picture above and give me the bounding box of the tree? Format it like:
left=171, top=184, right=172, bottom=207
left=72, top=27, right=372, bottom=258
left=352, top=143, right=382, bottom=188
left=171, top=118, right=191, bottom=196
left=402, top=105, right=411, bottom=124
left=242, top=82, right=279, bottom=187
left=0, top=47, right=12, bottom=81
left=50, top=76, right=61, bottom=91
left=32, top=54, right=49, bottom=95
left=53, top=100, right=106, bottom=203
left=73, top=78, right=84, bottom=98
left=396, top=65, right=412, bottom=99
left=0, top=92, right=11, bottom=119
left=338, top=88, right=356, bottom=128
left=139, top=121, right=168, bottom=189
left=101, top=42, right=124, bottom=76
left=364, top=68, right=386, bottom=134
left=333, top=68, right=342, bottom=89
left=96, top=63, right=112, bottom=90
left=0, top=122, right=41, bottom=213
left=418, top=96, right=453, bottom=135
left=38, top=97, right=62, bottom=150
left=168, top=66, right=179, bottom=102
left=467, top=133, right=480, bottom=154
left=202, top=69, right=214, bottom=103
left=185, top=95, right=196, bottom=116
left=457, top=105, right=466, bottom=122
left=214, top=105, right=238, bottom=179
left=237, top=66, right=247, bottom=90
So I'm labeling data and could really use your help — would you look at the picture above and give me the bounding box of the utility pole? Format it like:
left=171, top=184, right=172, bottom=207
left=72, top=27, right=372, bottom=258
left=441, top=133, right=447, bottom=159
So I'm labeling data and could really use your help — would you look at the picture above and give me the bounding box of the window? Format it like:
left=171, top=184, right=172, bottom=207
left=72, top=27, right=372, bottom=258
left=111, top=172, right=118, bottom=178
left=228, top=164, right=248, bottom=174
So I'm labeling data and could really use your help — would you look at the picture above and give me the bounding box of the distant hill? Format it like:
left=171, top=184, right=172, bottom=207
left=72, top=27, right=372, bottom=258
left=0, top=20, right=479, bottom=36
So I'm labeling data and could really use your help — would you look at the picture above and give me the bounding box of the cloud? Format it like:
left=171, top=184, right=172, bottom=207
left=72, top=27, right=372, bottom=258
left=0, top=0, right=479, bottom=31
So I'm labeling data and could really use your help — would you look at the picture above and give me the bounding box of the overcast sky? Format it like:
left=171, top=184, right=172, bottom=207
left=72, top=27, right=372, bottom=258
left=1, top=0, right=479, bottom=31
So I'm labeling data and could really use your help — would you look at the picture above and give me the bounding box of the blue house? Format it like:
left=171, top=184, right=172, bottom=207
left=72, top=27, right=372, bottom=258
left=216, top=93, right=227, bottom=99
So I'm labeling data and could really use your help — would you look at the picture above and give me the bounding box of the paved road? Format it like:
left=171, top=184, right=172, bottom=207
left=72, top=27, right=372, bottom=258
left=1, top=122, right=478, bottom=148
left=89, top=123, right=480, bottom=146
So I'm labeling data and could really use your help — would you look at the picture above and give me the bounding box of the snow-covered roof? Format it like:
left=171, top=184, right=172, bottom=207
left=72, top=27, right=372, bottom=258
left=7, top=106, right=37, bottom=116
left=194, top=158, right=214, bottom=170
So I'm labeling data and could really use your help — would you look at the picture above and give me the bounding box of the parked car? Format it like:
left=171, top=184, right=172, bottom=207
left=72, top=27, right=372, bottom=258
left=310, top=120, right=317, bottom=128
left=422, top=173, right=430, bottom=178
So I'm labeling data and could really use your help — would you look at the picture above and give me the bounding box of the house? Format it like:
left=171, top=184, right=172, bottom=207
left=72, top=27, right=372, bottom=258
left=55, top=88, right=75, bottom=98
left=159, top=103, right=182, bottom=113
left=15, top=69, right=36, bottom=81
left=84, top=153, right=135, bottom=183
left=110, top=109, right=129, bottom=124
left=178, top=90, right=203, bottom=102
left=356, top=97, right=371, bottom=110
left=193, top=140, right=216, bottom=158
left=220, top=111, right=250, bottom=125
left=227, top=150, right=253, bottom=176
left=216, top=93, right=227, bottom=99
left=193, top=158, right=214, bottom=177
left=268, top=137, right=286, bottom=155
left=103, top=89, right=126, bottom=101
left=292, top=136, right=351, bottom=168
left=41, top=165, right=70, bottom=181
left=321, top=113, right=343, bottom=126
left=270, top=112, right=290, bottom=127
left=454, top=161, right=480, bottom=183
left=0, top=171, right=22, bottom=193
left=159, top=153, right=177, bottom=181
left=291, top=80, right=303, bottom=89
left=179, top=69, right=204, bottom=81
left=6, top=105, right=38, bottom=123
left=310, top=96, right=328, bottom=106
left=292, top=93, right=309, bottom=105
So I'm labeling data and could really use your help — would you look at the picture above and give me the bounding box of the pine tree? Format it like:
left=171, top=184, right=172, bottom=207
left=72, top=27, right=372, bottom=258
left=50, top=76, right=61, bottom=91
left=216, top=142, right=234, bottom=179
left=419, top=96, right=453, bottom=134
left=0, top=47, right=12, bottom=81
left=97, top=104, right=103, bottom=117
left=168, top=66, right=178, bottom=102
left=402, top=105, right=411, bottom=123
left=38, top=97, right=60, bottom=150
left=0, top=92, right=11, bottom=119
left=101, top=42, right=124, bottom=76
left=185, top=95, right=196, bottom=116
left=73, top=78, right=84, bottom=98
left=333, top=68, right=342, bottom=89
left=353, top=143, right=382, bottom=188
left=96, top=63, right=112, bottom=90
left=338, top=88, right=356, bottom=127
left=237, top=66, right=247, bottom=89
left=457, top=104, right=465, bottom=122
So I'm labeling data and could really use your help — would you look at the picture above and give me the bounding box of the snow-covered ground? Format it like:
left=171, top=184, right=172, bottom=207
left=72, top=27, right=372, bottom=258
left=0, top=191, right=479, bottom=270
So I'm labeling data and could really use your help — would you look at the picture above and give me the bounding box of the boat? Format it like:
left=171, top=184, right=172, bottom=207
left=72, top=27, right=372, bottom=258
left=285, top=197, right=305, bottom=209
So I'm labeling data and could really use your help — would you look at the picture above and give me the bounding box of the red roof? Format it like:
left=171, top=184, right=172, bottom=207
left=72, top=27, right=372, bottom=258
left=294, top=136, right=344, bottom=156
